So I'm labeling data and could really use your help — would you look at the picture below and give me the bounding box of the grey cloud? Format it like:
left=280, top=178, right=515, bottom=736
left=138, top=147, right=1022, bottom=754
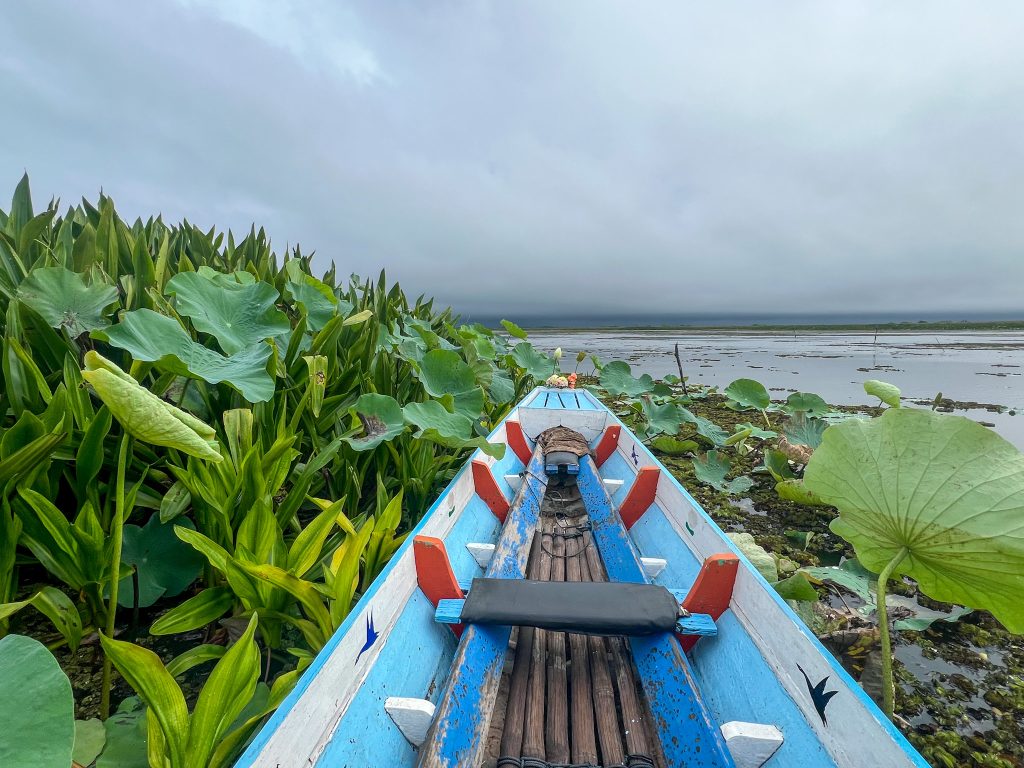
left=1, top=1, right=1022, bottom=320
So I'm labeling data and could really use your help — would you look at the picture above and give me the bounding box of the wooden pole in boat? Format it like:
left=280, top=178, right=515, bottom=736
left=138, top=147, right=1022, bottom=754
left=545, top=527, right=570, bottom=763
left=498, top=531, right=545, bottom=761
left=521, top=521, right=553, bottom=761
left=566, top=529, right=599, bottom=766
left=582, top=535, right=653, bottom=760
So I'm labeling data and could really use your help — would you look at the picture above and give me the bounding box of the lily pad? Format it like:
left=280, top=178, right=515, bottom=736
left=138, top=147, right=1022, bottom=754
left=18, top=266, right=118, bottom=336
left=165, top=269, right=290, bottom=355
left=724, top=378, right=770, bottom=410
left=344, top=394, right=406, bottom=451
left=681, top=408, right=729, bottom=446
left=98, top=309, right=275, bottom=402
left=804, top=408, right=1024, bottom=633
left=863, top=379, right=901, bottom=408
left=650, top=436, right=699, bottom=456
left=784, top=413, right=827, bottom=449
left=599, top=361, right=655, bottom=397
left=118, top=515, right=204, bottom=608
left=641, top=399, right=682, bottom=436
left=0, top=634, right=74, bottom=768
left=692, top=450, right=754, bottom=495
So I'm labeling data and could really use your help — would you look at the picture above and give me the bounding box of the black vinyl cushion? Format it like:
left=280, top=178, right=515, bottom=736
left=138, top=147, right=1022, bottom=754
left=460, top=578, right=680, bottom=636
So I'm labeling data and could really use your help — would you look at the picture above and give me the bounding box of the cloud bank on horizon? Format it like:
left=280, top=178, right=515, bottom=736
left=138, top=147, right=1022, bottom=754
left=1, top=1, right=1022, bottom=319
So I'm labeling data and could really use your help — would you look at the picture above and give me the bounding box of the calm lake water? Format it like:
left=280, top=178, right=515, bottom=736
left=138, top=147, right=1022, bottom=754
left=529, top=330, right=1024, bottom=449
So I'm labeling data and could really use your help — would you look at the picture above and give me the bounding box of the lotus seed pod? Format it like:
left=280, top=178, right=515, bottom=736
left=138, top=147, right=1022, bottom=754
left=82, top=351, right=222, bottom=461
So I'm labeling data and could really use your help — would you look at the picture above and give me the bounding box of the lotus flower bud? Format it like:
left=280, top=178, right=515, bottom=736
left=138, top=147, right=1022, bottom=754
left=554, top=347, right=563, bottom=362
left=82, top=351, right=222, bottom=462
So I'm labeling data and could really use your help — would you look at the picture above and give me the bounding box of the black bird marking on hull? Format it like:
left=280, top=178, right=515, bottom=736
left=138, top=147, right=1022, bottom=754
left=798, top=663, right=839, bottom=725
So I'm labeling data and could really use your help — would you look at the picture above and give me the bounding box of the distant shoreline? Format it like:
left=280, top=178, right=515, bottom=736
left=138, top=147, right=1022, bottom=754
left=517, top=319, right=1024, bottom=333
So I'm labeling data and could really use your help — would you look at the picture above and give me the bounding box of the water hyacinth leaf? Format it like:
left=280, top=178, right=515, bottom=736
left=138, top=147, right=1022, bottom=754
left=509, top=342, right=554, bottom=380
left=98, top=309, right=275, bottom=402
left=500, top=319, right=528, bottom=340
left=784, top=413, right=827, bottom=449
left=804, top=408, right=1024, bottom=632
left=649, top=436, right=699, bottom=456
left=784, top=392, right=830, bottom=417
left=343, top=393, right=406, bottom=451
left=599, top=361, right=655, bottom=397
left=724, top=378, right=770, bottom=410
left=417, top=349, right=477, bottom=397
left=0, top=634, right=74, bottom=768
left=165, top=269, right=289, bottom=355
left=863, top=379, right=901, bottom=408
left=81, top=351, right=223, bottom=460
left=118, top=516, right=205, bottom=608
left=692, top=450, right=754, bottom=494
left=774, top=478, right=827, bottom=507
left=18, top=266, right=118, bottom=336
left=727, top=532, right=777, bottom=582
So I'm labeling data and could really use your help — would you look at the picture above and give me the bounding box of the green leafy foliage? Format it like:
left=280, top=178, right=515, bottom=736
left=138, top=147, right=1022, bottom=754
left=724, top=378, right=770, bottom=410
left=805, top=408, right=1024, bottom=633
left=0, top=634, right=75, bottom=768
left=117, top=515, right=205, bottom=608
left=783, top=391, right=830, bottom=416
left=599, top=361, right=655, bottom=397
left=18, top=266, right=118, bottom=336
left=863, top=378, right=901, bottom=408
left=784, top=412, right=827, bottom=449
left=692, top=450, right=754, bottom=494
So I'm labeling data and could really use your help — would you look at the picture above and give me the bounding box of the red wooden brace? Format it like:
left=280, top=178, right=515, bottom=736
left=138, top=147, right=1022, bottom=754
left=618, top=466, right=660, bottom=530
left=472, top=459, right=511, bottom=523
left=676, top=553, right=739, bottom=652
left=413, top=535, right=465, bottom=638
left=504, top=419, right=532, bottom=465
left=594, top=425, right=621, bottom=467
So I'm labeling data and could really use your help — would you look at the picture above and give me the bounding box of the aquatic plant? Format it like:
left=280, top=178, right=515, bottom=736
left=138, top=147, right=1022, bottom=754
left=804, top=407, right=1024, bottom=716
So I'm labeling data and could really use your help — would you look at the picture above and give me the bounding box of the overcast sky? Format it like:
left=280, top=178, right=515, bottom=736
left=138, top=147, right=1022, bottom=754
left=2, top=2, right=1023, bottom=320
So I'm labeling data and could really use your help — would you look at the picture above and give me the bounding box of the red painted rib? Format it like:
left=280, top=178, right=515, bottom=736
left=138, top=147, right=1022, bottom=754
left=413, top=535, right=465, bottom=638
left=618, top=466, right=659, bottom=530
left=472, top=459, right=511, bottom=523
left=594, top=425, right=621, bottom=467
left=504, top=420, right=532, bottom=465
left=677, top=553, right=739, bottom=652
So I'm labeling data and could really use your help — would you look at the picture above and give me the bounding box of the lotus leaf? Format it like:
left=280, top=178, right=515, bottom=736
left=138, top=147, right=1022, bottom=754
left=73, top=718, right=107, bottom=767
left=98, top=309, right=275, bottom=402
left=784, top=392, right=830, bottom=416
left=649, top=436, right=699, bottom=456
left=774, top=478, right=826, bottom=506
left=500, top=319, right=528, bottom=340
left=97, top=697, right=148, bottom=768
left=641, top=399, right=682, bottom=436
left=118, top=515, right=204, bottom=608
left=165, top=270, right=289, bottom=354
left=692, top=450, right=754, bottom=495
left=680, top=408, right=729, bottom=446
left=762, top=449, right=795, bottom=481
left=734, top=422, right=777, bottom=440
left=801, top=559, right=877, bottom=604
left=784, top=413, right=827, bottom=449
left=18, top=266, right=118, bottom=336
left=0, top=634, right=74, bottom=768
left=599, top=361, right=655, bottom=397
left=509, top=342, right=553, bottom=380
left=724, top=378, right=770, bottom=410
left=344, top=394, right=406, bottom=451
left=417, top=349, right=477, bottom=397
left=804, top=408, right=1024, bottom=633
left=286, top=270, right=338, bottom=331
left=773, top=572, right=820, bottom=602
left=403, top=400, right=504, bottom=458
left=864, top=379, right=901, bottom=408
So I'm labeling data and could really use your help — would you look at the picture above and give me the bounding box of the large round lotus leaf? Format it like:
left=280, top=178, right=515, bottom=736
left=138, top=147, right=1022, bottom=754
left=641, top=400, right=682, bottom=436
left=804, top=408, right=1024, bottom=632
left=0, top=634, right=74, bottom=768
left=403, top=400, right=505, bottom=458
left=724, top=378, right=770, bottom=410
left=692, top=450, right=754, bottom=495
left=165, top=270, right=289, bottom=355
left=285, top=271, right=338, bottom=332
left=784, top=392, right=830, bottom=417
left=118, top=516, right=204, bottom=608
left=500, top=319, right=528, bottom=340
left=784, top=413, right=827, bottom=449
left=599, top=361, right=655, bottom=397
left=864, top=379, right=901, bottom=408
left=680, top=408, right=729, bottom=446
left=98, top=309, right=275, bottom=402
left=18, top=266, right=118, bottom=336
left=344, top=393, right=406, bottom=451
left=417, top=349, right=477, bottom=397
left=509, top=342, right=553, bottom=380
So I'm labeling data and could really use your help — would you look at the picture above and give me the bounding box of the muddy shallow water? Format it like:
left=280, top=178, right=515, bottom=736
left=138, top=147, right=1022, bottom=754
left=531, top=330, right=1024, bottom=448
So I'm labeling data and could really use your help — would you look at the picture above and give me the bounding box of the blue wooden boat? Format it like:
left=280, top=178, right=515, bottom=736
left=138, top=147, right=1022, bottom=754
left=237, top=387, right=929, bottom=768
